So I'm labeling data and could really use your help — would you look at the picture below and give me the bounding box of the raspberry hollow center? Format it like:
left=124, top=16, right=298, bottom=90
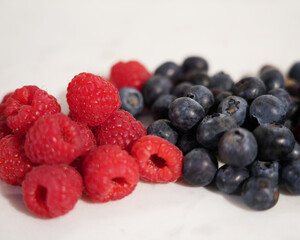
left=35, top=185, right=48, bottom=210
left=112, top=177, right=128, bottom=187
left=149, top=155, right=167, bottom=168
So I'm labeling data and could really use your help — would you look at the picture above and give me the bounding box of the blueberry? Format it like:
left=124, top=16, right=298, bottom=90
left=154, top=61, right=183, bottom=84
left=176, top=132, right=200, bottom=155
left=288, top=61, right=300, bottom=83
left=142, top=75, right=173, bottom=107
left=182, top=56, right=209, bottom=74
left=241, top=176, right=279, bottom=210
left=184, top=85, right=214, bottom=113
left=250, top=161, right=279, bottom=186
left=268, top=88, right=293, bottom=117
left=196, top=113, right=238, bottom=150
left=249, top=95, right=287, bottom=124
left=209, top=90, right=232, bottom=114
left=185, top=71, right=210, bottom=88
left=119, top=87, right=144, bottom=117
left=172, top=82, right=194, bottom=97
left=285, top=78, right=300, bottom=97
left=151, top=94, right=176, bottom=120
left=233, top=77, right=266, bottom=102
left=210, top=71, right=234, bottom=92
left=215, top=165, right=249, bottom=194
left=281, top=160, right=300, bottom=194
left=284, top=142, right=300, bottom=162
left=260, top=69, right=284, bottom=92
left=217, top=96, right=248, bottom=126
left=259, top=64, right=277, bottom=75
left=169, top=97, right=205, bottom=133
left=218, top=128, right=257, bottom=167
left=253, top=123, right=295, bottom=162
left=147, top=119, right=178, bottom=145
left=182, top=148, right=218, bottom=186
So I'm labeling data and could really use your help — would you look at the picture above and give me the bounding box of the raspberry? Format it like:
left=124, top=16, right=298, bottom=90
left=76, top=122, right=97, bottom=156
left=22, top=165, right=83, bottom=218
left=110, top=61, right=152, bottom=91
left=83, top=145, right=139, bottom=203
left=25, top=113, right=82, bottom=165
left=96, top=110, right=146, bottom=152
left=0, top=115, right=12, bottom=140
left=0, top=92, right=13, bottom=115
left=67, top=73, right=121, bottom=126
left=0, top=135, right=32, bottom=185
left=4, top=86, right=61, bottom=136
left=131, top=135, right=183, bottom=183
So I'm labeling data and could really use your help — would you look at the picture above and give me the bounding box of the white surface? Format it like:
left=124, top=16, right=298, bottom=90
left=0, top=0, right=300, bottom=240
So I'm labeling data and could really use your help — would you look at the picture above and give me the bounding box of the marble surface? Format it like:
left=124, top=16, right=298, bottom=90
left=1, top=0, right=300, bottom=239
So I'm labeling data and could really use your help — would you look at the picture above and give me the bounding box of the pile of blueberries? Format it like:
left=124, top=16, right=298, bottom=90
left=118, top=57, right=300, bottom=210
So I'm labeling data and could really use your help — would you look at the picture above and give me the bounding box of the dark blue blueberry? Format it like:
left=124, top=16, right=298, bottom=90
left=154, top=61, right=183, bottom=84
left=259, top=64, right=277, bottom=75
left=249, top=95, right=287, bottom=124
left=184, top=85, right=214, bottom=113
left=185, top=71, right=210, bottom=88
left=260, top=69, right=284, bottom=92
left=182, top=56, right=209, bottom=74
left=209, top=90, right=232, bottom=114
left=142, top=75, right=173, bottom=107
left=119, top=87, right=144, bottom=117
left=218, top=128, right=257, bottom=167
left=288, top=61, right=300, bottom=83
left=250, top=161, right=279, bottom=186
left=232, top=77, right=266, bottom=102
left=241, top=176, right=279, bottom=210
left=285, top=78, right=300, bottom=97
left=196, top=113, right=238, bottom=150
left=281, top=160, right=300, bottom=194
left=215, top=165, right=249, bottom=194
left=253, top=123, right=295, bottom=162
left=172, top=82, right=194, bottom=97
left=147, top=119, right=178, bottom=145
left=176, top=132, right=200, bottom=155
left=210, top=71, right=234, bottom=92
left=151, top=94, right=176, bottom=120
left=169, top=97, right=205, bottom=133
left=268, top=88, right=293, bottom=117
left=182, top=148, right=218, bottom=186
left=284, top=142, right=300, bottom=162
left=217, top=96, right=248, bottom=126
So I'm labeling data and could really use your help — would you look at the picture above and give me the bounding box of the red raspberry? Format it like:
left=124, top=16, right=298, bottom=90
left=0, top=115, right=12, bottom=140
left=4, top=86, right=61, bottom=136
left=0, top=92, right=13, bottom=115
left=67, top=73, right=121, bottom=126
left=25, top=113, right=82, bottom=165
left=110, top=61, right=152, bottom=91
left=83, top=145, right=139, bottom=203
left=0, top=135, right=32, bottom=185
left=22, top=165, right=83, bottom=218
left=76, top=122, right=97, bottom=156
left=131, top=135, right=183, bottom=183
left=96, top=110, right=146, bottom=152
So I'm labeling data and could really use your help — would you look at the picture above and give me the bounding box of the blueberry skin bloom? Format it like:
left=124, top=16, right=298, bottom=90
left=218, top=128, right=257, bottom=167
left=217, top=96, right=248, bottom=126
left=172, top=82, right=194, bottom=98
left=182, top=56, right=209, bottom=74
left=215, top=165, right=249, bottom=194
left=142, top=75, right=173, bottom=107
left=260, top=69, right=284, bottom=92
left=249, top=95, right=287, bottom=124
left=154, top=61, right=183, bottom=84
left=250, top=161, right=279, bottom=186
left=151, top=94, right=176, bottom=120
left=281, top=160, right=300, bottom=195
left=284, top=142, right=300, bottom=162
left=185, top=71, right=210, bottom=88
left=169, top=97, right=205, bottom=133
left=197, top=113, right=238, bottom=150
left=176, top=132, right=200, bottom=155
left=182, top=148, right=218, bottom=186
left=253, top=123, right=295, bottom=162
left=233, top=77, right=266, bottom=102
left=288, top=61, right=300, bottom=83
left=147, top=119, right=178, bottom=145
left=184, top=85, right=214, bottom=113
left=268, top=88, right=293, bottom=117
left=210, top=71, right=234, bottom=92
left=241, top=176, right=279, bottom=210
left=119, top=87, right=144, bottom=117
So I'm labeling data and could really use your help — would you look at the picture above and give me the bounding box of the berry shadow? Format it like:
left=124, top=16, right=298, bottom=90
left=56, top=89, right=69, bottom=115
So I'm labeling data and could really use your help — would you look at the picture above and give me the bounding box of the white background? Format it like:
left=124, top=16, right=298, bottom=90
left=0, top=0, right=300, bottom=239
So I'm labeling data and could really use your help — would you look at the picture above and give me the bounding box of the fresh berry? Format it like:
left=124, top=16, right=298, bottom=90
left=250, top=161, right=279, bottom=186
left=0, top=92, right=13, bottom=115
left=154, top=61, right=183, bottom=84
left=67, top=73, right=121, bottom=126
left=151, top=94, right=176, bottom=120
left=76, top=122, right=97, bottom=156
left=268, top=88, right=293, bottom=117
left=259, top=64, right=277, bottom=75
left=0, top=135, right=32, bottom=185
left=119, top=87, right=144, bottom=117
left=260, top=69, right=284, bottom=91
left=147, top=119, right=178, bottom=145
left=288, top=61, right=300, bottom=83
left=185, top=71, right=210, bottom=88
left=210, top=71, right=234, bottom=91
left=96, top=110, right=146, bottom=152
left=281, top=160, right=300, bottom=195
left=22, top=165, right=83, bottom=218
left=241, top=176, right=279, bottom=210
left=209, top=90, right=232, bottom=113
left=0, top=115, right=12, bottom=140
left=4, top=85, right=61, bottom=136
left=284, top=142, right=300, bottom=162
left=176, top=132, right=200, bottom=155
left=25, top=113, right=82, bottom=165
left=131, top=135, right=183, bottom=183
left=110, top=61, right=151, bottom=90
left=83, top=145, right=139, bottom=202
left=182, top=56, right=209, bottom=74
left=182, top=148, right=218, bottom=186
left=169, top=97, right=205, bottom=132
left=172, top=82, right=194, bottom=98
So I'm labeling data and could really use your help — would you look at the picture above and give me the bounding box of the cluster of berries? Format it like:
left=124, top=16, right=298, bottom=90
left=0, top=58, right=300, bottom=218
